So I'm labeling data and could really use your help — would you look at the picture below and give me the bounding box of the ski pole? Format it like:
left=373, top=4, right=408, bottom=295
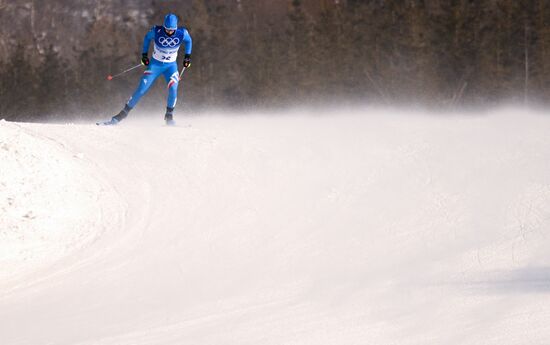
left=107, top=63, right=143, bottom=81
left=179, top=66, right=187, bottom=79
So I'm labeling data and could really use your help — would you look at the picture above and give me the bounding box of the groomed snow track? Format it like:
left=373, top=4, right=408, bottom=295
left=1, top=108, right=550, bottom=344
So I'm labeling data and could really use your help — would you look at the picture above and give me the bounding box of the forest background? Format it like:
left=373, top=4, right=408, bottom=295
left=0, top=0, right=548, bottom=121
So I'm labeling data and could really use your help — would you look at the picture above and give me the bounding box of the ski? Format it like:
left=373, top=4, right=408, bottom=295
left=96, top=118, right=119, bottom=126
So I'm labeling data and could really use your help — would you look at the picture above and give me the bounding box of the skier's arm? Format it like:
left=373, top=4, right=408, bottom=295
left=142, top=27, right=155, bottom=55
left=182, top=29, right=192, bottom=68
left=183, top=29, right=192, bottom=55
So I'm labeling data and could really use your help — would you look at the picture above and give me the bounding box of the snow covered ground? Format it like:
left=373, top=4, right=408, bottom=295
left=1, top=107, right=550, bottom=344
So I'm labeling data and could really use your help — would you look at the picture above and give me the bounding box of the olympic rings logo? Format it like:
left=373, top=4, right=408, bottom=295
left=158, top=37, right=180, bottom=47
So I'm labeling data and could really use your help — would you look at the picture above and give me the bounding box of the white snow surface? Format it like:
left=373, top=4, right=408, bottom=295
left=1, top=108, right=550, bottom=344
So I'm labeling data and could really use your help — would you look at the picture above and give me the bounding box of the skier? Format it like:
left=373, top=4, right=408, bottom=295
left=99, top=13, right=192, bottom=126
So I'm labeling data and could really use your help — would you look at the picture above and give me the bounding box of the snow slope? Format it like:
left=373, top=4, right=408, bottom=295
left=1, top=108, right=550, bottom=344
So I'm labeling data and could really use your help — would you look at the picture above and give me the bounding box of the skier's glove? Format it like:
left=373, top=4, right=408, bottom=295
left=141, top=53, right=150, bottom=66
left=183, top=54, right=191, bottom=68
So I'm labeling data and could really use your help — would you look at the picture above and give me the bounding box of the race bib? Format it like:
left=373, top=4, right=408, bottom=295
left=153, top=44, right=179, bottom=63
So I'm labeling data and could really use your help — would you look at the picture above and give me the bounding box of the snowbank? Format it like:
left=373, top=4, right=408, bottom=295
left=0, top=120, right=121, bottom=287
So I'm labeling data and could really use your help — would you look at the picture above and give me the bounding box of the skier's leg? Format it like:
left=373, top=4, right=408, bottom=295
left=110, top=62, right=163, bottom=123
left=127, top=67, right=161, bottom=109
left=163, top=64, right=179, bottom=124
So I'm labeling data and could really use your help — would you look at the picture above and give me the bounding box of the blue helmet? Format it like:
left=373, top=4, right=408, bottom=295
left=163, top=13, right=178, bottom=31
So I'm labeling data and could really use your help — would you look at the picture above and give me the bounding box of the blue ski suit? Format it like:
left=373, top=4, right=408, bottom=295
left=126, top=26, right=192, bottom=109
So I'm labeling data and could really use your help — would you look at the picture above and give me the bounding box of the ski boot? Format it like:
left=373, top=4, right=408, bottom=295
left=165, top=107, right=176, bottom=126
left=97, top=104, right=132, bottom=126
